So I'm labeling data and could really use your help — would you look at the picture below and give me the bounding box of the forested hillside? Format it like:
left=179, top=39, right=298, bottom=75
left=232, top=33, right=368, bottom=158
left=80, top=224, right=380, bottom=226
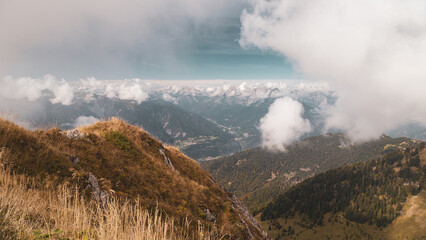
left=260, top=143, right=426, bottom=239
left=202, top=134, right=419, bottom=211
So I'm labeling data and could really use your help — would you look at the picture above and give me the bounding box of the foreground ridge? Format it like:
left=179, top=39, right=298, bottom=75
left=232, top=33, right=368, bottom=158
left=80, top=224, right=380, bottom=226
left=0, top=117, right=269, bottom=239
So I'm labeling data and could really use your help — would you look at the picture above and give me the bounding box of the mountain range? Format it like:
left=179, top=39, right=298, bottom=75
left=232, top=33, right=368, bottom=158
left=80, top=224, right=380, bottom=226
left=7, top=81, right=331, bottom=160
left=0, top=110, right=426, bottom=239
left=7, top=81, right=424, bottom=162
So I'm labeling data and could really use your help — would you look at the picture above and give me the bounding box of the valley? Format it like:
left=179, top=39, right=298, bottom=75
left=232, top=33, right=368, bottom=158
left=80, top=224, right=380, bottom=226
left=9, top=82, right=333, bottom=161
left=2, top=115, right=424, bottom=239
left=202, top=134, right=419, bottom=211
left=3, top=1, right=426, bottom=239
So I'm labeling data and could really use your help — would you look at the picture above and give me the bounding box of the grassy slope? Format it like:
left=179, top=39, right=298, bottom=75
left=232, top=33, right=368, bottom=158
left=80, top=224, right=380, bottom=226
left=386, top=190, right=426, bottom=239
left=0, top=166, right=219, bottom=240
left=36, top=98, right=241, bottom=160
left=0, top=118, right=266, bottom=239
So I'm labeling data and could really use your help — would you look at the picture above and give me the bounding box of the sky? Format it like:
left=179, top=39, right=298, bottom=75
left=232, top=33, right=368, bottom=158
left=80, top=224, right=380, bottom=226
left=1, top=0, right=426, bottom=147
left=0, top=0, right=294, bottom=80
left=241, top=0, right=426, bottom=142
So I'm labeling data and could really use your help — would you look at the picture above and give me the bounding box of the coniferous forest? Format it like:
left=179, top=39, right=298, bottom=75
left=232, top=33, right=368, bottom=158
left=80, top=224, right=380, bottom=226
left=261, top=143, right=425, bottom=228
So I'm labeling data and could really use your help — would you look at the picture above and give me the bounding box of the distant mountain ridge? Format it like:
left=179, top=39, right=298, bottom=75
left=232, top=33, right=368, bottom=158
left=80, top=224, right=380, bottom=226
left=152, top=81, right=330, bottom=102
left=23, top=81, right=333, bottom=160
left=5, top=80, right=424, bottom=161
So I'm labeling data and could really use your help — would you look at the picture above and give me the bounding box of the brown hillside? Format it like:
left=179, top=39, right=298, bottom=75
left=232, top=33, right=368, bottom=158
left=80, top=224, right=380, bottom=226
left=0, top=118, right=268, bottom=239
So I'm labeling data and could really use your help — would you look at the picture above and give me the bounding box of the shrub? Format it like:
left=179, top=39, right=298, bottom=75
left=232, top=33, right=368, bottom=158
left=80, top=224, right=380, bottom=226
left=105, top=131, right=139, bottom=156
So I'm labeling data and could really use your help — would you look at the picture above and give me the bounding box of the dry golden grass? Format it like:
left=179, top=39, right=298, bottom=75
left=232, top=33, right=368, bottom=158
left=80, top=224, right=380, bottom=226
left=386, top=190, right=426, bottom=240
left=0, top=117, right=266, bottom=239
left=0, top=167, right=222, bottom=240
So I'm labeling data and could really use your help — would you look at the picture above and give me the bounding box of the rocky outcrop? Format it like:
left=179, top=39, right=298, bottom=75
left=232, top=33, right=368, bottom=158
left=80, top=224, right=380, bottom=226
left=87, top=172, right=110, bottom=206
left=61, top=129, right=86, bottom=139
left=228, top=194, right=270, bottom=240
left=159, top=148, right=175, bottom=171
left=202, top=208, right=216, bottom=222
left=69, top=155, right=79, bottom=164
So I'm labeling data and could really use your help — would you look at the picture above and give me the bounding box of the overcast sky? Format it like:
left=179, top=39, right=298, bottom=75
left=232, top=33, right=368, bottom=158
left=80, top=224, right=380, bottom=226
left=0, top=0, right=294, bottom=80
left=1, top=0, right=425, bottom=143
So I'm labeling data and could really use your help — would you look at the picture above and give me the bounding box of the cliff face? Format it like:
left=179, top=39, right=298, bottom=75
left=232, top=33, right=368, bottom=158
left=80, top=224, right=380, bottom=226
left=0, top=118, right=268, bottom=239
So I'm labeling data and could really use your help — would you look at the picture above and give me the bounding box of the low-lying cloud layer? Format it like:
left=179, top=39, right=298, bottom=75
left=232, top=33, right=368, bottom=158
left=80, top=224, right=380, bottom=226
left=0, top=76, right=152, bottom=107
left=0, top=75, right=74, bottom=105
left=260, top=97, right=311, bottom=151
left=72, top=116, right=100, bottom=128
left=0, top=76, right=153, bottom=126
left=78, top=78, right=150, bottom=103
left=241, top=0, right=426, bottom=142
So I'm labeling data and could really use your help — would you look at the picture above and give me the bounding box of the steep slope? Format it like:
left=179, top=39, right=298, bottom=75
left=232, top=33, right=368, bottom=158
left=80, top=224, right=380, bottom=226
left=0, top=118, right=268, bottom=239
left=202, top=134, right=419, bottom=211
left=259, top=143, right=426, bottom=240
left=0, top=166, right=222, bottom=239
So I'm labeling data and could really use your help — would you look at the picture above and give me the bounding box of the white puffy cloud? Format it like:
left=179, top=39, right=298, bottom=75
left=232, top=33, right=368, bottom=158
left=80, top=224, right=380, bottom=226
left=115, top=80, right=149, bottom=103
left=78, top=77, right=150, bottom=103
left=73, top=116, right=100, bottom=128
left=241, top=0, right=426, bottom=141
left=260, top=97, right=311, bottom=151
left=0, top=75, right=74, bottom=105
left=0, top=75, right=151, bottom=106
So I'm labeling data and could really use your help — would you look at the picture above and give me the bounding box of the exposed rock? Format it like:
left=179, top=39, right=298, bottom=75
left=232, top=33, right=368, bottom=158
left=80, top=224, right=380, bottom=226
left=159, top=148, right=175, bottom=171
left=299, top=167, right=312, bottom=172
left=87, top=172, right=110, bottom=205
left=236, top=159, right=247, bottom=166
left=61, top=129, right=86, bottom=139
left=70, top=155, right=79, bottom=164
left=266, top=171, right=277, bottom=182
left=203, top=208, right=216, bottom=222
left=228, top=194, right=270, bottom=240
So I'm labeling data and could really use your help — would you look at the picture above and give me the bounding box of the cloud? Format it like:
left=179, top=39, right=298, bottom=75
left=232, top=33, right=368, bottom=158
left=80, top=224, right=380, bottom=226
left=78, top=77, right=150, bottom=103
left=0, top=0, right=242, bottom=78
left=0, top=76, right=151, bottom=118
left=241, top=0, right=426, bottom=141
left=260, top=97, right=311, bottom=151
left=60, top=115, right=100, bottom=129
left=0, top=75, right=74, bottom=105
left=0, top=75, right=152, bottom=129
left=73, top=116, right=100, bottom=128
